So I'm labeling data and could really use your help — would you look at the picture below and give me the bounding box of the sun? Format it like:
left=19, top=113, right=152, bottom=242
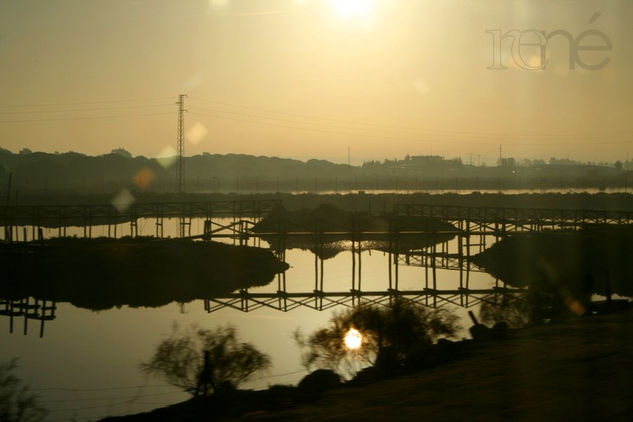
left=344, top=328, right=363, bottom=350
left=330, top=0, right=376, bottom=22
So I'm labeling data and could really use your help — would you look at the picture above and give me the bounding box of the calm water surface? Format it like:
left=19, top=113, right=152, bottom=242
left=1, top=218, right=498, bottom=422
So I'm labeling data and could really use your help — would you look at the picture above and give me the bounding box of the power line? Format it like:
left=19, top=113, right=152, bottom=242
left=190, top=96, right=446, bottom=136
left=189, top=108, right=632, bottom=147
left=0, top=103, right=174, bottom=115
left=0, top=93, right=627, bottom=147
left=0, top=111, right=173, bottom=124
left=189, top=104, right=461, bottom=142
left=187, top=111, right=487, bottom=146
left=190, top=109, right=627, bottom=147
left=189, top=97, right=475, bottom=139
left=35, top=368, right=305, bottom=398
left=46, top=402, right=141, bottom=413
left=188, top=96, right=632, bottom=141
left=251, top=369, right=306, bottom=380
left=0, top=96, right=174, bottom=109
left=32, top=384, right=175, bottom=392
left=40, top=390, right=183, bottom=404
left=38, top=369, right=305, bottom=420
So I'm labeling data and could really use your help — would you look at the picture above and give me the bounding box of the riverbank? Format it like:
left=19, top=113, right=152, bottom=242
left=102, top=306, right=633, bottom=421
left=0, top=238, right=288, bottom=310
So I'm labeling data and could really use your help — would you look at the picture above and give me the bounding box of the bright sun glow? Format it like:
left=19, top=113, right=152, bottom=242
left=330, top=0, right=375, bottom=21
left=344, top=328, right=363, bottom=350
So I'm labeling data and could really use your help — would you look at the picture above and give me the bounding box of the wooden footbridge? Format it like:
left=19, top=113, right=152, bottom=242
left=2, top=201, right=631, bottom=240
left=2, top=202, right=628, bottom=325
left=1, top=199, right=280, bottom=239
left=393, top=203, right=633, bottom=233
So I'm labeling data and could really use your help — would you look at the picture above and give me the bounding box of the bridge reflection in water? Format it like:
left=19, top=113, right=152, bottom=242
left=0, top=298, right=56, bottom=337
left=204, top=237, right=526, bottom=314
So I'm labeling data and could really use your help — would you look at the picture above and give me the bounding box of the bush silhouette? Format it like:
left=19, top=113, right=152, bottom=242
left=0, top=359, right=47, bottom=422
left=140, top=324, right=271, bottom=396
left=295, top=299, right=459, bottom=377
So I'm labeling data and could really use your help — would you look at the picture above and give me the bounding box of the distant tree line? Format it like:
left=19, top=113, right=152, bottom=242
left=0, top=147, right=630, bottom=195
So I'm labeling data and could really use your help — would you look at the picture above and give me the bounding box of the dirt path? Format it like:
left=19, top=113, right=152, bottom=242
left=244, top=310, right=633, bottom=421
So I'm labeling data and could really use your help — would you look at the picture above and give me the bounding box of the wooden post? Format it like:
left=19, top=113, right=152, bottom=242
left=23, top=297, right=29, bottom=335
left=424, top=246, right=429, bottom=306
left=388, top=247, right=392, bottom=291
left=204, top=219, right=212, bottom=241
left=465, top=220, right=471, bottom=307
left=432, top=239, right=437, bottom=308
left=394, top=233, right=399, bottom=291
left=314, top=238, right=319, bottom=302
left=320, top=244, right=324, bottom=292
left=232, top=211, right=237, bottom=245
left=351, top=239, right=356, bottom=291
left=9, top=301, right=14, bottom=333
left=38, top=300, right=45, bottom=338
left=458, top=231, right=464, bottom=307
left=357, top=240, right=362, bottom=292
left=388, top=224, right=392, bottom=292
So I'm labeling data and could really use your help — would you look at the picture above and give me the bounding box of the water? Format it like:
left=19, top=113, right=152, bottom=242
left=0, top=218, right=500, bottom=421
left=201, top=187, right=631, bottom=196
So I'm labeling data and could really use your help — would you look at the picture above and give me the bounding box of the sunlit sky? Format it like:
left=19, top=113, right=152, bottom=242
left=0, top=0, right=631, bottom=165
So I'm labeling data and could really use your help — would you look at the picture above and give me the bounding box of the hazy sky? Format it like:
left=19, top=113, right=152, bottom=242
left=0, top=0, right=631, bottom=164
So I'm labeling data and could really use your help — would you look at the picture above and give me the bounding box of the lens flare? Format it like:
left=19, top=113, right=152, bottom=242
left=111, top=188, right=135, bottom=213
left=132, top=167, right=156, bottom=191
left=156, top=146, right=177, bottom=169
left=344, top=328, right=362, bottom=350
left=186, top=121, right=208, bottom=146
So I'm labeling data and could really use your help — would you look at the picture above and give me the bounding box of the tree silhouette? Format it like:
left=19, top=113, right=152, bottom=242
left=0, top=359, right=47, bottom=422
left=140, top=324, right=271, bottom=396
left=295, top=299, right=459, bottom=377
